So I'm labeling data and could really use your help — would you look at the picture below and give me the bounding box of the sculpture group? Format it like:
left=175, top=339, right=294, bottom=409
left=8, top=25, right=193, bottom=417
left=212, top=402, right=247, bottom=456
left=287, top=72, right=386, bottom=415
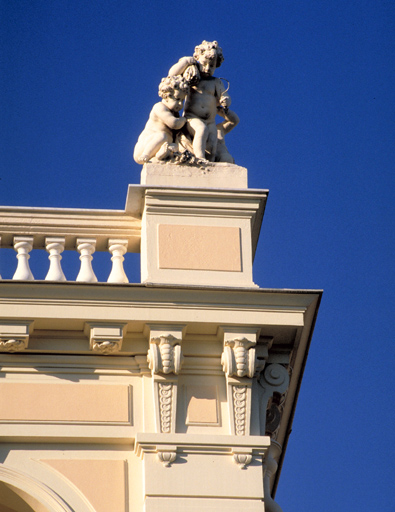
left=134, top=41, right=239, bottom=165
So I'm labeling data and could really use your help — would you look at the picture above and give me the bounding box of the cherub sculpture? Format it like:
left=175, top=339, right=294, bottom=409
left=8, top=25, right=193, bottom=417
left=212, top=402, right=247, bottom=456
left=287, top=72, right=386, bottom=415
left=168, top=40, right=233, bottom=161
left=133, top=75, right=189, bottom=165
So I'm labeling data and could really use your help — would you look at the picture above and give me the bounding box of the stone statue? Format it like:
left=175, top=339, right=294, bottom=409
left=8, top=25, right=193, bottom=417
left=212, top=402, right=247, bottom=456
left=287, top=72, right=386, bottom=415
left=134, top=41, right=238, bottom=165
left=168, top=40, right=232, bottom=162
left=133, top=76, right=189, bottom=165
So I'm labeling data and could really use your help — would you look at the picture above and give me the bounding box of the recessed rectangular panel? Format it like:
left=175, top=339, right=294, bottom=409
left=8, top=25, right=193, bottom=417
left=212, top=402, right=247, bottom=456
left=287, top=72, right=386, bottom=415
left=158, top=225, right=242, bottom=272
left=0, top=383, right=131, bottom=424
left=186, top=385, right=219, bottom=425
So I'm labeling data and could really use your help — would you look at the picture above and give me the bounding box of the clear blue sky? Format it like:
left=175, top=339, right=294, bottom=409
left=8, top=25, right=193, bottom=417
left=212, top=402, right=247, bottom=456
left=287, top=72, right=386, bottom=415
left=1, top=1, right=394, bottom=511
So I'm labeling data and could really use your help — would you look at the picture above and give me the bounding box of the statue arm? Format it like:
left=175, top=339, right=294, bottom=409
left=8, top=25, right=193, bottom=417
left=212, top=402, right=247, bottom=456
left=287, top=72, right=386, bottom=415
left=168, top=56, right=196, bottom=76
left=154, top=103, right=186, bottom=130
left=216, top=78, right=231, bottom=108
left=216, top=108, right=239, bottom=134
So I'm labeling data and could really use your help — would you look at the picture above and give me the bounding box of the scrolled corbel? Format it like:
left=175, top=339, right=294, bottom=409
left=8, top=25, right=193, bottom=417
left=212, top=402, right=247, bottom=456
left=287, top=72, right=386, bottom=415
left=147, top=334, right=183, bottom=375
left=221, top=337, right=256, bottom=378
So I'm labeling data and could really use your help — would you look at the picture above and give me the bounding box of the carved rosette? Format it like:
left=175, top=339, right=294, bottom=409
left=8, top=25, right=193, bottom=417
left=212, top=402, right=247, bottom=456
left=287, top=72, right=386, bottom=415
left=147, top=334, right=183, bottom=375
left=158, top=382, right=173, bottom=433
left=221, top=337, right=256, bottom=378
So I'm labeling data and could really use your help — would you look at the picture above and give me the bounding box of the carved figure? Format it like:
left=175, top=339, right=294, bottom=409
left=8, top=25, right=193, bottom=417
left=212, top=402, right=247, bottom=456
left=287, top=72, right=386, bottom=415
left=168, top=40, right=232, bottom=161
left=133, top=76, right=189, bottom=165
left=215, top=108, right=239, bottom=163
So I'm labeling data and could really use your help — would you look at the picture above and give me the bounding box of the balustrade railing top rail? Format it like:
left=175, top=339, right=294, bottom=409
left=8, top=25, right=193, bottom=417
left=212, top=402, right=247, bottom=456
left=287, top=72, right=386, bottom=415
left=0, top=205, right=141, bottom=284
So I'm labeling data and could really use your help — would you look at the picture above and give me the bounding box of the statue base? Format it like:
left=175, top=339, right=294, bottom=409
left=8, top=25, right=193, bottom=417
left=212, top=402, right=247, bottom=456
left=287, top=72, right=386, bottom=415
left=141, top=162, right=248, bottom=189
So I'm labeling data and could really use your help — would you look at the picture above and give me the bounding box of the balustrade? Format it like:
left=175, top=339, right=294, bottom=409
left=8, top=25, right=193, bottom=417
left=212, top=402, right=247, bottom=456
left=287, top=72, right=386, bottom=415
left=0, top=205, right=141, bottom=283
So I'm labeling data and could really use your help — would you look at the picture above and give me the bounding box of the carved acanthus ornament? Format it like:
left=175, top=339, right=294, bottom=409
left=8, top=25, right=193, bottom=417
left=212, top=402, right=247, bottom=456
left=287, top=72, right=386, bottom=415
left=0, top=321, right=34, bottom=353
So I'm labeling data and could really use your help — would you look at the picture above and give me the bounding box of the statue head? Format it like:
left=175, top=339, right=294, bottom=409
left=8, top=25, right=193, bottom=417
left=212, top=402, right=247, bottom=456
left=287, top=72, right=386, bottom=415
left=193, top=40, right=224, bottom=76
left=158, top=76, right=189, bottom=112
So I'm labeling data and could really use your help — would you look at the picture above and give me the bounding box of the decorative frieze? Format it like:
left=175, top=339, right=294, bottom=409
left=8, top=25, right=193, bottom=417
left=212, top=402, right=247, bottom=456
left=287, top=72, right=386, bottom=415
left=84, top=322, right=127, bottom=355
left=0, top=321, right=34, bottom=352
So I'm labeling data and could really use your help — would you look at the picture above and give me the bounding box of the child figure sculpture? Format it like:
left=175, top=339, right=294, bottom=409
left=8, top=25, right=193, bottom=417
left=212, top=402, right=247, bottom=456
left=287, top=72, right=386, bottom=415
left=133, top=76, right=188, bottom=165
left=169, top=40, right=231, bottom=161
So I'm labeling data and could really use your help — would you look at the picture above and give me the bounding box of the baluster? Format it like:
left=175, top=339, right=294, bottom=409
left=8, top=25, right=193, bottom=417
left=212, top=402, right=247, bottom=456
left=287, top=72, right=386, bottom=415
left=45, top=237, right=66, bottom=281
left=107, top=239, right=129, bottom=283
left=76, top=238, right=97, bottom=282
left=13, top=237, right=34, bottom=281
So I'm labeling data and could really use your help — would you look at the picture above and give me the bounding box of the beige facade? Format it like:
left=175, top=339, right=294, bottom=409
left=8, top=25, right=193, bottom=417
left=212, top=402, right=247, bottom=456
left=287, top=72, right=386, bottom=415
left=0, top=163, right=321, bottom=511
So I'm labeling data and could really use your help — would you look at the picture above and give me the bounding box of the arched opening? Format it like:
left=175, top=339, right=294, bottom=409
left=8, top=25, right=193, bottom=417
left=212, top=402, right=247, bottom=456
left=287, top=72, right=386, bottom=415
left=0, top=465, right=75, bottom=512
left=0, top=481, right=44, bottom=512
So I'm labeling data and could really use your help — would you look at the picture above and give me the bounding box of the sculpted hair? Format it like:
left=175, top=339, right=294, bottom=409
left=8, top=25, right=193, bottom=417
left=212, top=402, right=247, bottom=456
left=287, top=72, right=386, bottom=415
left=193, top=40, right=224, bottom=68
left=158, top=76, right=189, bottom=99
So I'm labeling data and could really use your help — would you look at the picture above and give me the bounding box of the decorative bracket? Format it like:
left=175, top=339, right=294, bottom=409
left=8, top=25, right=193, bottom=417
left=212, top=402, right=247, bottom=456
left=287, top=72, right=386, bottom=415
left=84, top=322, right=127, bottom=355
left=220, top=327, right=261, bottom=436
left=0, top=321, right=34, bottom=352
left=145, top=324, right=186, bottom=434
left=147, top=333, right=183, bottom=375
left=258, top=363, right=290, bottom=437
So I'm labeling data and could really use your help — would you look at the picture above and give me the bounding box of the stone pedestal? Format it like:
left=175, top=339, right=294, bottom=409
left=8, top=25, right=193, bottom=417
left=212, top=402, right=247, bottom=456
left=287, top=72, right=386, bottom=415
left=127, top=163, right=268, bottom=288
